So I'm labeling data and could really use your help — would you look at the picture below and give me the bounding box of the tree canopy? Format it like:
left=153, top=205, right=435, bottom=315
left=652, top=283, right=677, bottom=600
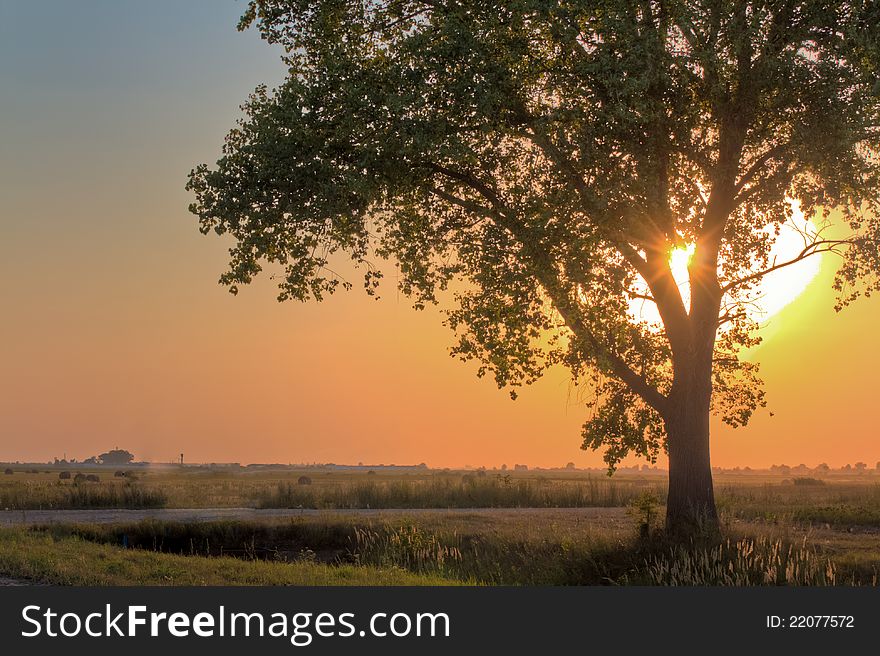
left=98, top=449, right=135, bottom=466
left=188, top=0, right=880, bottom=472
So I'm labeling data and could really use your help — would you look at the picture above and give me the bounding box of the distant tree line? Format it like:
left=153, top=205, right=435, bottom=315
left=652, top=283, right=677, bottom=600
left=53, top=449, right=135, bottom=466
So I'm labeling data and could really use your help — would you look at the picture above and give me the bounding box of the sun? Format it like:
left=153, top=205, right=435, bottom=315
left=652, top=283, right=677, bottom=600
left=748, top=206, right=823, bottom=319
left=668, top=243, right=696, bottom=297
left=630, top=204, right=823, bottom=325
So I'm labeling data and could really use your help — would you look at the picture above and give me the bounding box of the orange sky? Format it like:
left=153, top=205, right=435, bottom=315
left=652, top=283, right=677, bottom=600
left=1, top=2, right=878, bottom=469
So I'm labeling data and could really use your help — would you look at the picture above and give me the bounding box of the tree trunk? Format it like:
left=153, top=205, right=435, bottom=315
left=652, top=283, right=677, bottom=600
left=665, top=369, right=718, bottom=534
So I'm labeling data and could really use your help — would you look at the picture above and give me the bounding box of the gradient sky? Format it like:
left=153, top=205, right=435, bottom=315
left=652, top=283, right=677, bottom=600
left=1, top=1, right=878, bottom=468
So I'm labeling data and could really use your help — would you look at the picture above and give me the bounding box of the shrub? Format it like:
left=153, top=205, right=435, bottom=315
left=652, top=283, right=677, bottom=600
left=297, top=476, right=312, bottom=486
left=73, top=474, right=87, bottom=484
left=627, top=491, right=661, bottom=538
left=3, top=468, right=13, bottom=475
left=114, top=471, right=126, bottom=477
left=793, top=477, right=825, bottom=486
left=59, top=471, right=71, bottom=480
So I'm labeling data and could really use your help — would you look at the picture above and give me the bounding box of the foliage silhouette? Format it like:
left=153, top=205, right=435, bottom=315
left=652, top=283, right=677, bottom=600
left=189, top=0, right=880, bottom=530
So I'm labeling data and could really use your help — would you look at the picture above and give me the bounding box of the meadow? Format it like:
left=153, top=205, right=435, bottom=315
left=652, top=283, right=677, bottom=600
left=7, top=464, right=877, bottom=514
left=2, top=465, right=880, bottom=586
left=0, top=466, right=662, bottom=510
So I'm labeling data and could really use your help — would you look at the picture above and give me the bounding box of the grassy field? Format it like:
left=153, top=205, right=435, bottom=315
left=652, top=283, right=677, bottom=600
left=1, top=466, right=662, bottom=510
left=0, top=526, right=454, bottom=586
left=6, top=465, right=879, bottom=514
left=1, top=508, right=875, bottom=586
left=1, top=512, right=873, bottom=586
left=3, top=466, right=880, bottom=586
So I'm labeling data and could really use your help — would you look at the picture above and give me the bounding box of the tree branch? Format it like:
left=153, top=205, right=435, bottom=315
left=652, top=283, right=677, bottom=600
left=427, top=163, right=670, bottom=416
left=721, top=239, right=851, bottom=294
left=734, top=142, right=790, bottom=194
left=506, top=110, right=692, bottom=354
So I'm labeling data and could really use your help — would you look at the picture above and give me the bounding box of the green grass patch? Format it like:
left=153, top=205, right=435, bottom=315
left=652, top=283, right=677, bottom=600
left=0, top=527, right=456, bottom=586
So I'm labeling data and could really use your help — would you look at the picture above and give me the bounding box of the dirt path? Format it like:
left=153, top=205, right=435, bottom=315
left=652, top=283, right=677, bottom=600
left=0, top=506, right=627, bottom=526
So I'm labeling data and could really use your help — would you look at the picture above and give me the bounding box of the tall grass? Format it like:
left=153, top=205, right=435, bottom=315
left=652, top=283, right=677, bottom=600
left=256, top=476, right=655, bottom=509
left=640, top=537, right=837, bottom=585
left=0, top=482, right=167, bottom=510
left=717, top=483, right=880, bottom=526
left=349, top=525, right=463, bottom=576
left=33, top=518, right=876, bottom=586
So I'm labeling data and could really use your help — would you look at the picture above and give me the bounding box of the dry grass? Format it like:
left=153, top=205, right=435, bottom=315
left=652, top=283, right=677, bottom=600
left=0, top=481, right=167, bottom=510
left=1, top=467, right=665, bottom=509
left=640, top=536, right=839, bottom=585
left=5, top=467, right=880, bottom=520
left=716, top=482, right=880, bottom=526
left=255, top=476, right=654, bottom=509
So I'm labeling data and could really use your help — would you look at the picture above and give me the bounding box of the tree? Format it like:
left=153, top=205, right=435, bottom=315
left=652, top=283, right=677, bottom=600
left=188, top=0, right=880, bottom=532
left=98, top=449, right=135, bottom=466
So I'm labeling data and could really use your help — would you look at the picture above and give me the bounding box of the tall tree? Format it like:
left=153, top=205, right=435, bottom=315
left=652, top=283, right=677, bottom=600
left=188, top=0, right=880, bottom=531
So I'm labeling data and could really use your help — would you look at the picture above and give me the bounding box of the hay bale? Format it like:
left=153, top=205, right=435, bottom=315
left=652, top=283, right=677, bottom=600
left=297, top=475, right=312, bottom=486
left=85, top=474, right=100, bottom=483
left=3, top=468, right=13, bottom=475
left=58, top=471, right=71, bottom=480
left=73, top=473, right=87, bottom=484
left=114, top=470, right=126, bottom=477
